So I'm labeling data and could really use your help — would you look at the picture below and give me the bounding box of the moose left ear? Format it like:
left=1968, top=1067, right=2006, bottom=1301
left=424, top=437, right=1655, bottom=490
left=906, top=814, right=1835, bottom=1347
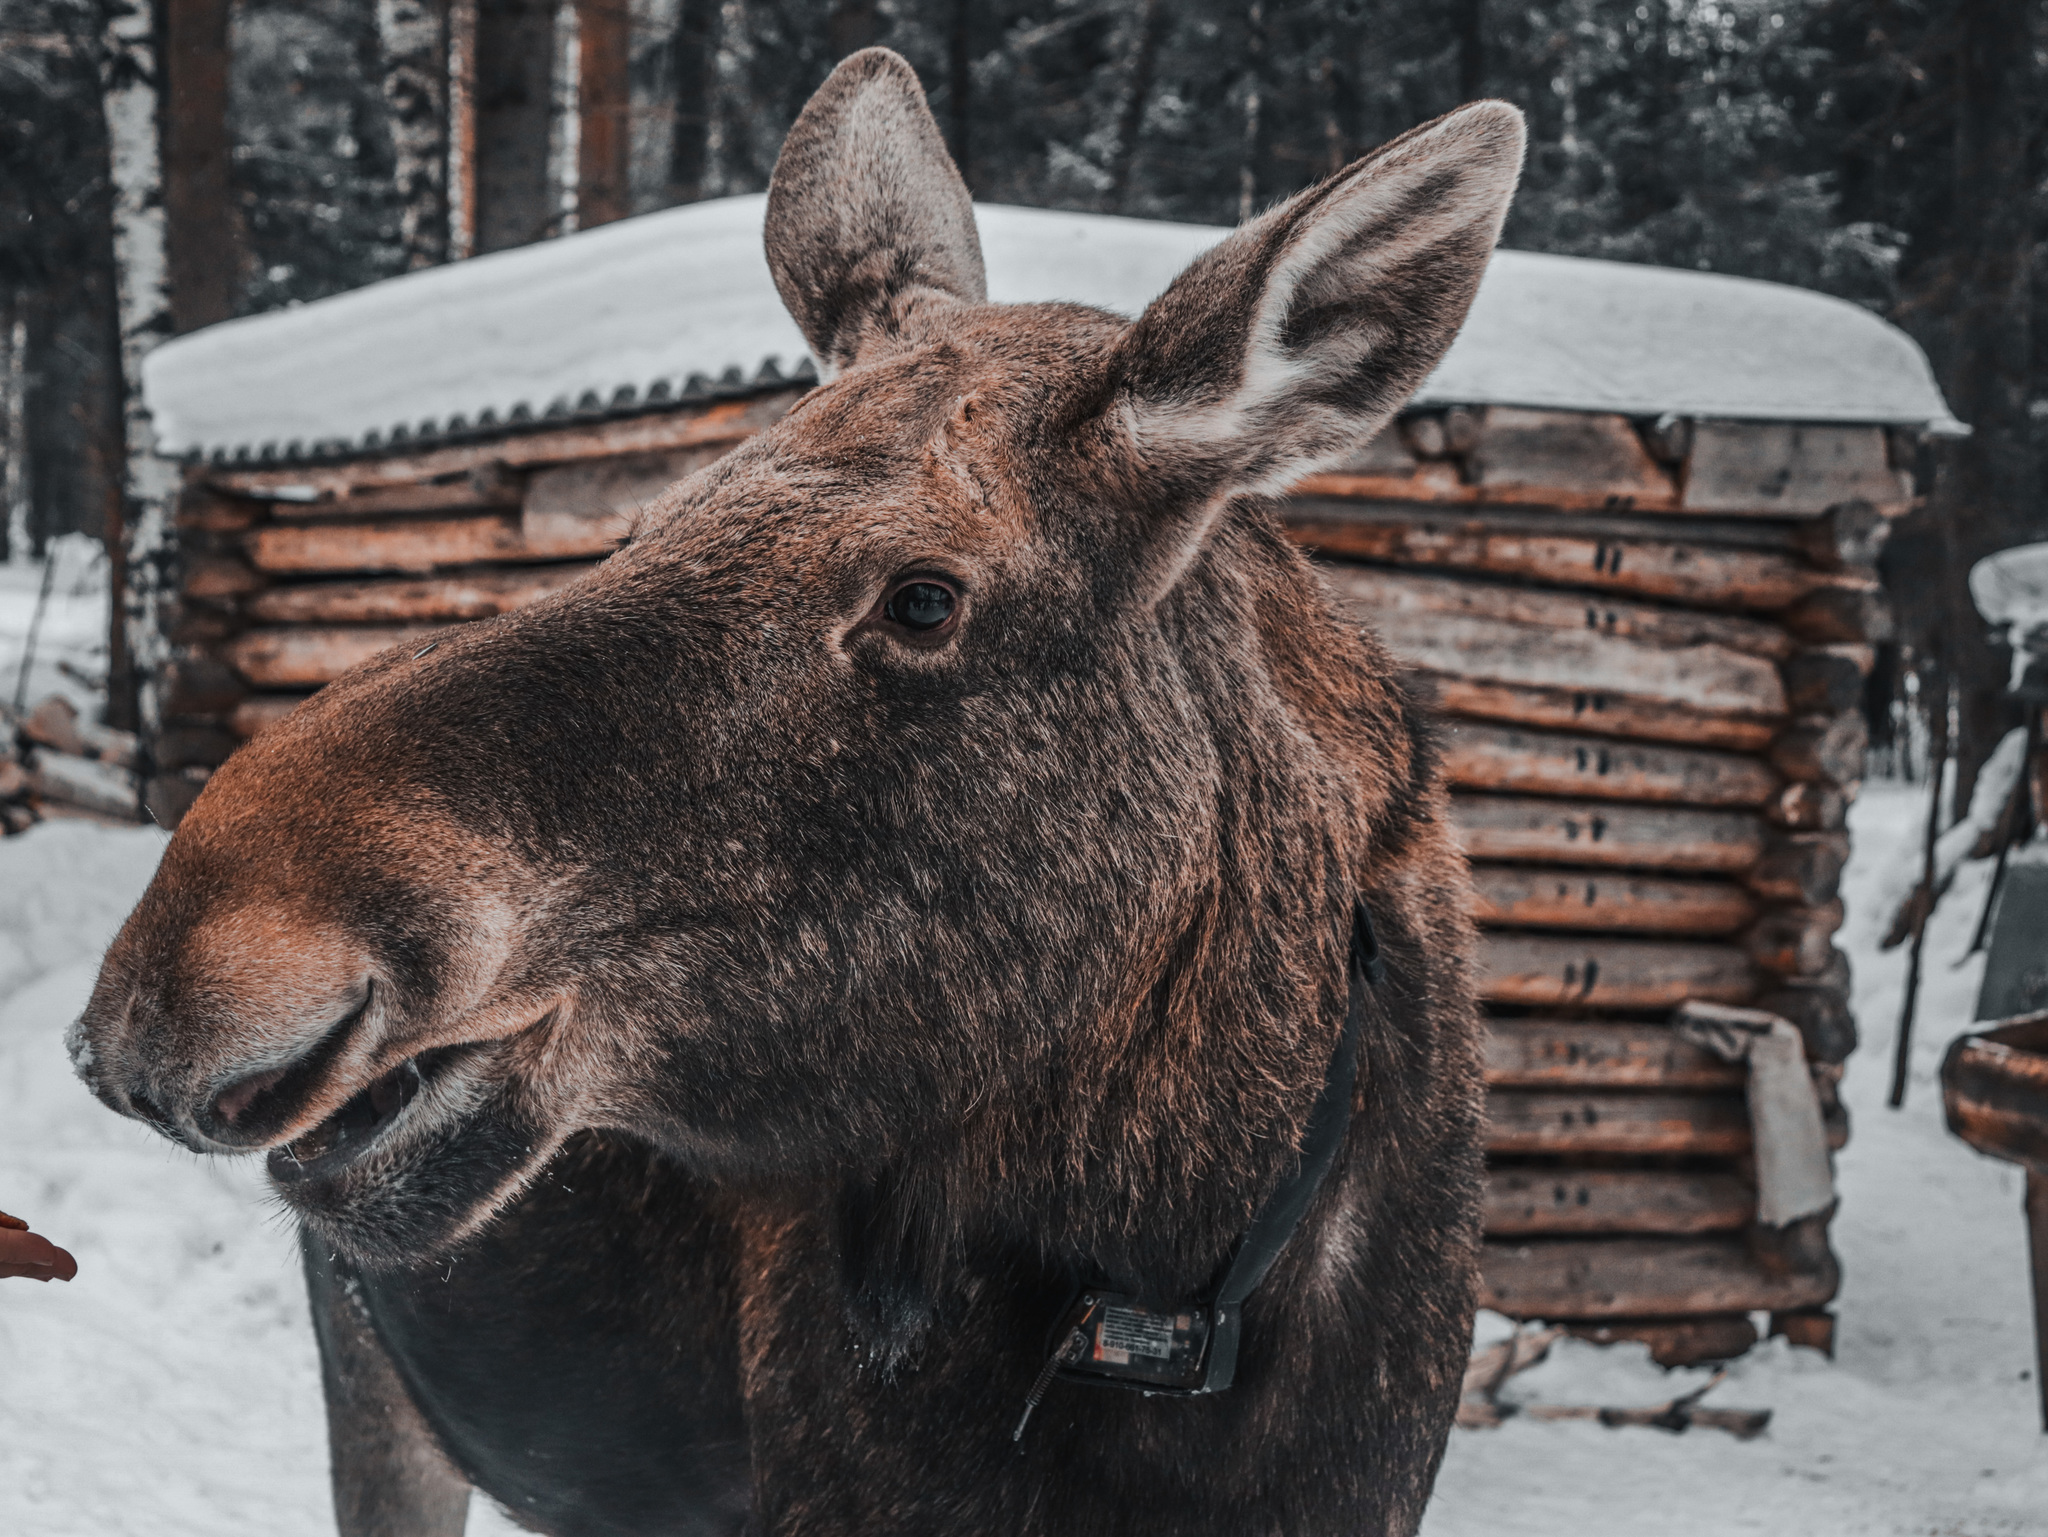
left=1110, top=101, right=1524, bottom=577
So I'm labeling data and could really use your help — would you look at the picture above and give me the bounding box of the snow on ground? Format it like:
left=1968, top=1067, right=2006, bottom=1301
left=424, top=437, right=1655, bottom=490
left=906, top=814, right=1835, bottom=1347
left=0, top=537, right=115, bottom=720
left=1, top=782, right=2044, bottom=1535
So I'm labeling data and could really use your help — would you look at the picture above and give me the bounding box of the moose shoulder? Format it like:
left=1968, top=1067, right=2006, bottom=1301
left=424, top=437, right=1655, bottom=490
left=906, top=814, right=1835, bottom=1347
left=74, top=50, right=1523, bottom=1537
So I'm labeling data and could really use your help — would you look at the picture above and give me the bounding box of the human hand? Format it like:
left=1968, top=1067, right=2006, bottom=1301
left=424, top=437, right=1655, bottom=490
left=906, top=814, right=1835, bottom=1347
left=0, top=1210, right=78, bottom=1281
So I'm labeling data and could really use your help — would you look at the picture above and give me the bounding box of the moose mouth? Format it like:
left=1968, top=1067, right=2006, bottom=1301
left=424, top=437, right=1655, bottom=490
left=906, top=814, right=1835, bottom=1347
left=267, top=1045, right=469, bottom=1185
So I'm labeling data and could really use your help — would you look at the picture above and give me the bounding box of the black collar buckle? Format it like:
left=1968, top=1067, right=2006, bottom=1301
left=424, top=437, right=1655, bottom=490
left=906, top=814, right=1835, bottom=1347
left=1012, top=900, right=1380, bottom=1438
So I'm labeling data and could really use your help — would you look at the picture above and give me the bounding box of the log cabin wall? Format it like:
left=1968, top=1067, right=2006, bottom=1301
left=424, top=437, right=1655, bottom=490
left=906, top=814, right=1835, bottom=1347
left=159, top=393, right=1906, bottom=1365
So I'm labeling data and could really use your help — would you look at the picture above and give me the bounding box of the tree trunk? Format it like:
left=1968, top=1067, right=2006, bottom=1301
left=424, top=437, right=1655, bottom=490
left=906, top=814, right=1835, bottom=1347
left=1924, top=0, right=2040, bottom=812
left=1104, top=0, right=1164, bottom=212
left=665, top=0, right=714, bottom=204
left=1455, top=0, right=1486, bottom=103
left=103, top=0, right=176, bottom=737
left=947, top=0, right=972, bottom=190
left=377, top=0, right=452, bottom=268
left=576, top=0, right=631, bottom=227
left=162, top=0, right=238, bottom=330
left=474, top=0, right=557, bottom=252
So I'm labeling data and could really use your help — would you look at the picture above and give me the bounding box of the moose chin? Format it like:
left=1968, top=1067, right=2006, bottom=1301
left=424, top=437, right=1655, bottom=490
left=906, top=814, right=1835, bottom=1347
left=72, top=47, right=1523, bottom=1537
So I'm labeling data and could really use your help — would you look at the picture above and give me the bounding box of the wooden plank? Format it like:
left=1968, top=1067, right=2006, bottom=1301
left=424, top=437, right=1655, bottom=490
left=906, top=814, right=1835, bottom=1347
left=521, top=445, right=725, bottom=554
left=225, top=626, right=445, bottom=687
left=1284, top=500, right=1851, bottom=610
left=1441, top=722, right=1779, bottom=807
left=1469, top=866, right=1756, bottom=935
left=227, top=695, right=310, bottom=738
left=1564, top=1315, right=1759, bottom=1367
left=245, top=513, right=539, bottom=576
left=1483, top=1020, right=1746, bottom=1090
left=1320, top=563, right=1794, bottom=660
left=1485, top=1090, right=1751, bottom=1155
left=201, top=390, right=801, bottom=497
left=1295, top=409, right=1679, bottom=511
left=1450, top=795, right=1769, bottom=874
left=244, top=565, right=592, bottom=625
left=1426, top=675, right=1780, bottom=751
left=1681, top=421, right=1910, bottom=516
left=1483, top=1168, right=1752, bottom=1236
left=1478, top=933, right=1758, bottom=1008
left=267, top=465, right=524, bottom=518
left=1374, top=609, right=1787, bottom=716
left=1479, top=1236, right=1839, bottom=1319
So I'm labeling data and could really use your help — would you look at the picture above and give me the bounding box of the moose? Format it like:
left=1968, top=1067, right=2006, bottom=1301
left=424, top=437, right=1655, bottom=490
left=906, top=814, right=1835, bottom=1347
left=74, top=51, right=1523, bottom=1536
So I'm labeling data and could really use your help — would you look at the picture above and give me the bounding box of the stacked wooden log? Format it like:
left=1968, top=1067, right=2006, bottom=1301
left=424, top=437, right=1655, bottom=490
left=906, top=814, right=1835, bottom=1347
left=1, top=695, right=145, bottom=832
left=1291, top=405, right=1896, bottom=1363
left=159, top=392, right=1896, bottom=1361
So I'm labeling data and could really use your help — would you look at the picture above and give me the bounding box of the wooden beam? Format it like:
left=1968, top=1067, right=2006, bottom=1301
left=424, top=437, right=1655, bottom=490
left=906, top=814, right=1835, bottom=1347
left=1449, top=795, right=1769, bottom=874
left=1373, top=609, right=1787, bottom=717
left=1477, top=933, right=1758, bottom=1008
left=225, top=626, right=446, bottom=687
left=1426, top=675, right=1779, bottom=751
left=1484, top=1020, right=1746, bottom=1090
left=1563, top=1315, right=1759, bottom=1368
left=1484, top=1168, right=1752, bottom=1236
left=200, top=392, right=798, bottom=498
left=1479, top=1236, right=1839, bottom=1319
left=1440, top=723, right=1779, bottom=807
left=1469, top=865, right=1756, bottom=935
left=1680, top=422, right=1909, bottom=516
left=267, top=464, right=525, bottom=518
left=244, top=514, right=539, bottom=576
left=1485, top=1090, right=1752, bottom=1155
left=244, top=566, right=591, bottom=625
left=1320, top=563, right=1794, bottom=660
left=1284, top=500, right=1862, bottom=611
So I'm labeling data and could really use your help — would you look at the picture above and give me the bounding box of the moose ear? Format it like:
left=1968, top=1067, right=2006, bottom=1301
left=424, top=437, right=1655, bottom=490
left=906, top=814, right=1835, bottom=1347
left=1111, top=101, right=1524, bottom=561
left=764, top=49, right=987, bottom=377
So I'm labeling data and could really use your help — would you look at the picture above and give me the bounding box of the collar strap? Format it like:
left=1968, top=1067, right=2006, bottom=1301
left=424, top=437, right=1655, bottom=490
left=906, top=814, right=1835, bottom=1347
left=1014, top=900, right=1379, bottom=1436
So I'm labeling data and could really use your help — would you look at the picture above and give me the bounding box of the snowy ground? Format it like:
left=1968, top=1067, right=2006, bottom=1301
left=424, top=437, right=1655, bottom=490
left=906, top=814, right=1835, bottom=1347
left=2, top=781, right=2044, bottom=1535
left=0, top=536, right=116, bottom=720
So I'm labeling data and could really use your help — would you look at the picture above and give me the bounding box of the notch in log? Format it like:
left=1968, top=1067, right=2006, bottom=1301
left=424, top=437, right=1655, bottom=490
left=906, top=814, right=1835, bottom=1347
left=1781, top=584, right=1894, bottom=644
left=1770, top=713, right=1869, bottom=786
left=1744, top=902, right=1847, bottom=979
left=1764, top=781, right=1848, bottom=830
left=1748, top=832, right=1851, bottom=905
left=1756, top=983, right=1856, bottom=1063
left=1781, top=645, right=1875, bottom=715
left=1790, top=501, right=1890, bottom=571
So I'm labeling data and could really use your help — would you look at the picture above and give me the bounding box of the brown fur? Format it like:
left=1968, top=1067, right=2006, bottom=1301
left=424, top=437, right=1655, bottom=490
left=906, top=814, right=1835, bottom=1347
left=74, top=50, right=1523, bottom=1535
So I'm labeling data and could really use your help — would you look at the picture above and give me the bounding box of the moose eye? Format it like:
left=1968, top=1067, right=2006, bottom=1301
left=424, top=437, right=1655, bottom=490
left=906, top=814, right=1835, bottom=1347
left=882, top=580, right=957, bottom=633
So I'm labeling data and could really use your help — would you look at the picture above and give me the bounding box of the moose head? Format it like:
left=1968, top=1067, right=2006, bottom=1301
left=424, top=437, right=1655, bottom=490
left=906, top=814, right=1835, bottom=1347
left=75, top=53, right=1522, bottom=1306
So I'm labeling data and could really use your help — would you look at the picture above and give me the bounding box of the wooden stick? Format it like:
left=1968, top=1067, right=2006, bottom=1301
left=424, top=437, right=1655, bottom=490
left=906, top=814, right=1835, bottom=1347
left=1479, top=1235, right=1839, bottom=1319
left=1441, top=722, right=1779, bottom=806
left=1469, top=865, right=1756, bottom=935
left=1450, top=795, right=1769, bottom=874
left=1891, top=674, right=1950, bottom=1109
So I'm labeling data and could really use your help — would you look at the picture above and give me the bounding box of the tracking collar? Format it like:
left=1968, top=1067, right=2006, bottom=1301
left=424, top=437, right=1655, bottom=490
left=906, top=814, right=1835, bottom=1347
left=1014, top=899, right=1381, bottom=1439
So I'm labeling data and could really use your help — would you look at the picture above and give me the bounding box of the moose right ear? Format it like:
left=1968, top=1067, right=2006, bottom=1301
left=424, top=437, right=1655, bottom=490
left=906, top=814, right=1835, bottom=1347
left=764, top=49, right=987, bottom=378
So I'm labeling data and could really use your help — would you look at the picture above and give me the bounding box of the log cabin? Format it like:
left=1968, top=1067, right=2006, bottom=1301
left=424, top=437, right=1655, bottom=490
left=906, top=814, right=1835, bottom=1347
left=138, top=194, right=1961, bottom=1365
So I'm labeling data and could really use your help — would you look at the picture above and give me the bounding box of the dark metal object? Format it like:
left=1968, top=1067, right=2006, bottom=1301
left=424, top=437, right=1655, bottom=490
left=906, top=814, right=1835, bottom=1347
left=1941, top=1009, right=2048, bottom=1430
left=1890, top=671, right=1951, bottom=1109
left=1975, top=857, right=2048, bottom=1022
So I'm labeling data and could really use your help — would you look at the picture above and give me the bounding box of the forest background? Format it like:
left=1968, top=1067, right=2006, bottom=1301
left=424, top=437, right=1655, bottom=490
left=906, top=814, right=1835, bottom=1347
left=0, top=0, right=2041, bottom=792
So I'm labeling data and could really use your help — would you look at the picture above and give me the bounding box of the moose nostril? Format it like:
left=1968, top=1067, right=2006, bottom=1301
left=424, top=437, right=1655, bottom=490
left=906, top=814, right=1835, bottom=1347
left=127, top=1087, right=173, bottom=1129
left=213, top=1066, right=289, bottom=1127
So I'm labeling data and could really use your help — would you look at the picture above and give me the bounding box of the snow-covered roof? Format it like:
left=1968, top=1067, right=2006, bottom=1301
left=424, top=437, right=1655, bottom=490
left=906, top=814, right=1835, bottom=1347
left=143, top=193, right=1963, bottom=465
